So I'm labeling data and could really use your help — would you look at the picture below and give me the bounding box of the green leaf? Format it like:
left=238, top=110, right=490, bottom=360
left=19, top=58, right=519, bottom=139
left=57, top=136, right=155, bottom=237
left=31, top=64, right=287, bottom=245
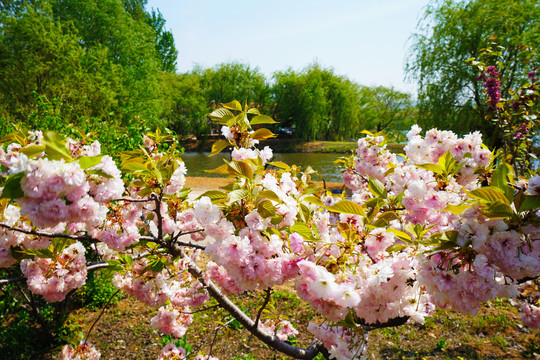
left=267, top=161, right=291, bottom=171
left=118, top=254, right=133, bottom=265
left=122, top=160, right=149, bottom=172
left=437, top=151, right=455, bottom=173
left=78, top=155, right=103, bottom=170
left=43, top=131, right=72, bottom=161
left=483, top=201, right=515, bottom=218
left=227, top=160, right=253, bottom=179
left=227, top=189, right=250, bottom=204
left=251, top=128, right=276, bottom=141
left=387, top=228, right=412, bottom=243
left=442, top=203, right=469, bottom=215
left=257, top=200, right=276, bottom=218
left=247, top=108, right=260, bottom=115
left=387, top=243, right=409, bottom=253
left=466, top=187, right=510, bottom=204
left=270, top=214, right=284, bottom=225
left=250, top=115, right=278, bottom=125
left=298, top=203, right=310, bottom=223
left=258, top=190, right=281, bottom=202
left=87, top=169, right=114, bottom=179
left=324, top=200, right=365, bottom=216
left=491, top=163, right=514, bottom=202
left=222, top=100, right=242, bottom=111
left=208, top=108, right=233, bottom=121
left=429, top=230, right=458, bottom=244
left=35, top=248, right=54, bottom=259
left=302, top=184, right=323, bottom=196
left=205, top=164, right=230, bottom=175
left=105, top=259, right=124, bottom=272
left=198, top=190, right=227, bottom=201
left=0, top=172, right=25, bottom=199
left=52, top=238, right=70, bottom=252
left=20, top=144, right=45, bottom=158
left=373, top=211, right=400, bottom=227
left=417, top=163, right=443, bottom=175
left=335, top=310, right=359, bottom=328
left=303, top=195, right=323, bottom=206
left=149, top=260, right=165, bottom=273
left=518, top=195, right=540, bottom=212
left=290, top=222, right=314, bottom=240
left=368, top=177, right=387, bottom=198
left=210, top=140, right=231, bottom=156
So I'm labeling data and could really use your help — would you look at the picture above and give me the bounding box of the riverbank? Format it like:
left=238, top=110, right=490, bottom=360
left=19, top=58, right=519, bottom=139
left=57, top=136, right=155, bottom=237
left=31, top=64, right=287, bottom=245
left=185, top=176, right=344, bottom=199
left=180, top=137, right=359, bottom=153
left=181, top=137, right=406, bottom=154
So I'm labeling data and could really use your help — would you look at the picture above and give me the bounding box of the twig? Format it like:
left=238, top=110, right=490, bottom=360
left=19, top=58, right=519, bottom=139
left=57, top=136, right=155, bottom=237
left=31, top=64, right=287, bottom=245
left=0, top=276, right=25, bottom=285
left=254, top=288, right=272, bottom=328
left=0, top=223, right=93, bottom=241
left=178, top=304, right=219, bottom=315
left=111, top=197, right=153, bottom=203
left=175, top=239, right=206, bottom=250
left=84, top=289, right=121, bottom=343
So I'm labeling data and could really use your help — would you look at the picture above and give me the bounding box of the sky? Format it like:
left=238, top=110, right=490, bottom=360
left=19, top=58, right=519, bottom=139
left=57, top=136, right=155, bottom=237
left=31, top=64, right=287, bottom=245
left=145, top=0, right=431, bottom=95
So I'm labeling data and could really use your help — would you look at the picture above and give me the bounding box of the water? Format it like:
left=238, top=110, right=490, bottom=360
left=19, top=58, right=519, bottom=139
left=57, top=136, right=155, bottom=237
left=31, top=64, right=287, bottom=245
left=181, top=152, right=345, bottom=182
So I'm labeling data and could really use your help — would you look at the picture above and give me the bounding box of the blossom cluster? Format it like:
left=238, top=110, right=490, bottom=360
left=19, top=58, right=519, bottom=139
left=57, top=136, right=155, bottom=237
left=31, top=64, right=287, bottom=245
left=1, top=122, right=539, bottom=360
left=341, top=126, right=539, bottom=321
left=61, top=340, right=100, bottom=360
left=21, top=242, right=87, bottom=302
left=308, top=323, right=368, bottom=360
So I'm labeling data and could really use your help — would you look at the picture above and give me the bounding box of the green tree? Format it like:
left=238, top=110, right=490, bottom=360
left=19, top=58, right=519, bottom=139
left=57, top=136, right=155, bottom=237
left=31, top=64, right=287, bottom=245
left=145, top=8, right=178, bottom=73
left=358, top=86, right=416, bottom=135
left=51, top=0, right=164, bottom=124
left=406, top=0, right=540, bottom=146
left=200, top=62, right=272, bottom=111
left=272, top=64, right=362, bottom=141
left=0, top=1, right=121, bottom=127
left=158, top=70, right=209, bottom=137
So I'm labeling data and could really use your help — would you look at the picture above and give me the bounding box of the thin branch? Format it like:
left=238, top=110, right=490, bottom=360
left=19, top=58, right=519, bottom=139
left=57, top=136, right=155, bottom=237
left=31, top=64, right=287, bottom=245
left=178, top=304, right=219, bottom=315
left=0, top=276, right=24, bottom=285
left=0, top=223, right=93, bottom=241
left=84, top=289, right=121, bottom=343
left=153, top=193, right=165, bottom=241
left=15, top=283, right=53, bottom=339
left=207, top=317, right=235, bottom=358
left=254, top=288, right=272, bottom=328
left=111, top=197, right=153, bottom=203
left=175, top=239, right=206, bottom=250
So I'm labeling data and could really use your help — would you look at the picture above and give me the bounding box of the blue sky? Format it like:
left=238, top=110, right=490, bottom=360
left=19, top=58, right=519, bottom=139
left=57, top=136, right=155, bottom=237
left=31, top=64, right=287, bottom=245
left=146, top=0, right=430, bottom=95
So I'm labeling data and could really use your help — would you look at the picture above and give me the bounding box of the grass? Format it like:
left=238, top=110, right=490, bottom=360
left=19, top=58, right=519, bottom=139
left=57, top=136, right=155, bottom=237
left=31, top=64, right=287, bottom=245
left=3, top=281, right=538, bottom=359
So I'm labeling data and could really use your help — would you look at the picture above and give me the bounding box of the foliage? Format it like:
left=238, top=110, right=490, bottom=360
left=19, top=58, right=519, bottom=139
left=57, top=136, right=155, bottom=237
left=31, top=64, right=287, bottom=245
left=357, top=85, right=416, bottom=139
left=75, top=271, right=122, bottom=311
left=468, top=39, right=539, bottom=175
left=406, top=0, right=540, bottom=145
left=0, top=0, right=177, bottom=133
left=200, top=62, right=272, bottom=112
left=272, top=64, right=362, bottom=141
left=0, top=2, right=121, bottom=124
left=0, top=103, right=538, bottom=359
left=157, top=70, right=210, bottom=138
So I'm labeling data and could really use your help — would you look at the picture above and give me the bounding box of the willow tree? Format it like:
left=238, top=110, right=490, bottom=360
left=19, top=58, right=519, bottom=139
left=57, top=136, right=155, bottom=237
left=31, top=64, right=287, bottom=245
left=272, top=64, right=362, bottom=141
left=406, top=0, right=540, bottom=146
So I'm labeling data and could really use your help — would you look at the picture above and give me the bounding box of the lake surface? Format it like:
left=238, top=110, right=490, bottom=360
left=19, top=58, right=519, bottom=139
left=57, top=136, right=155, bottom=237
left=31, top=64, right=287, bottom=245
left=181, top=152, right=345, bottom=182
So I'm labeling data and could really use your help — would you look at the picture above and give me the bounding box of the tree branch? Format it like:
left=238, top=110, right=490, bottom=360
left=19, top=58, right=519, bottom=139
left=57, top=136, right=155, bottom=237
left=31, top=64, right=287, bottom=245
left=254, top=288, right=272, bottom=328
left=0, top=223, right=94, bottom=242
left=170, top=244, right=325, bottom=360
